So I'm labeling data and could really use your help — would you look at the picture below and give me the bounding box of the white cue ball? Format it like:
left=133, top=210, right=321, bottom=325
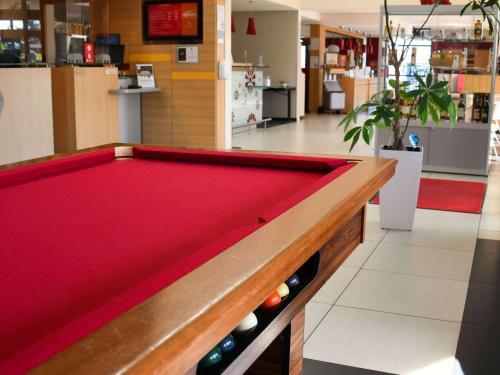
left=234, top=312, right=258, bottom=333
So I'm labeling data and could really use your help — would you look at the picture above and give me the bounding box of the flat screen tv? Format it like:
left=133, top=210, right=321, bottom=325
left=143, top=0, right=203, bottom=44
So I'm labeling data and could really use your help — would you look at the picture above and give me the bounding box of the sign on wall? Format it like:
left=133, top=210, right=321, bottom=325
left=176, top=46, right=199, bottom=63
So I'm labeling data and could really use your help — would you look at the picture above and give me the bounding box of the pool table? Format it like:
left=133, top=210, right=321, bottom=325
left=0, top=145, right=395, bottom=375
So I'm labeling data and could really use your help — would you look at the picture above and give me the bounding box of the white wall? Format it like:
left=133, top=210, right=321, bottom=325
left=232, top=11, right=301, bottom=119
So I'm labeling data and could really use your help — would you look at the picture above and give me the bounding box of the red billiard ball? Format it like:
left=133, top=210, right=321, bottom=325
left=261, top=291, right=281, bottom=309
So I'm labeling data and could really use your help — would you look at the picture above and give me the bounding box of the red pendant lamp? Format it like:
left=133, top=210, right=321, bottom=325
left=231, top=15, right=236, bottom=33
left=246, top=17, right=256, bottom=35
left=246, top=0, right=256, bottom=35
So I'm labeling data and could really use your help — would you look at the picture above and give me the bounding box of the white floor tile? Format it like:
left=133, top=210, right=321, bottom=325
left=304, top=302, right=331, bottom=341
left=336, top=269, right=468, bottom=322
left=383, top=225, right=478, bottom=252
left=304, top=306, right=461, bottom=375
left=364, top=242, right=474, bottom=281
left=479, top=211, right=500, bottom=232
left=232, top=114, right=374, bottom=157
left=312, top=266, right=358, bottom=305
left=366, top=204, right=388, bottom=242
left=344, top=240, right=379, bottom=268
left=412, top=209, right=480, bottom=230
left=478, top=229, right=500, bottom=240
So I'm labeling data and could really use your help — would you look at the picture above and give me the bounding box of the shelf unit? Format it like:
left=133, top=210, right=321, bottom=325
left=375, top=5, right=499, bottom=176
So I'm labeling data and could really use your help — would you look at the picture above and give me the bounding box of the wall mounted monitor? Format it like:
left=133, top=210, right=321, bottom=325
left=143, top=0, right=203, bottom=44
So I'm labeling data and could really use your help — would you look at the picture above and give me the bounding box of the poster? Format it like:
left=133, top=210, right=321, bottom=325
left=147, top=3, right=198, bottom=37
left=136, top=64, right=156, bottom=88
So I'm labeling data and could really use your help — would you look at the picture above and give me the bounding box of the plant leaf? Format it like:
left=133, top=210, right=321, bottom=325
left=429, top=104, right=440, bottom=123
left=426, top=73, right=433, bottom=87
left=448, top=101, right=458, bottom=126
left=350, top=130, right=362, bottom=153
left=344, top=126, right=361, bottom=142
left=430, top=81, right=449, bottom=90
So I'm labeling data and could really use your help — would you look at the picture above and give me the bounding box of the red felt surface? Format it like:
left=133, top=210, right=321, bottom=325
left=133, top=146, right=347, bottom=171
left=372, top=178, right=487, bottom=214
left=259, top=163, right=356, bottom=223
left=0, top=150, right=350, bottom=373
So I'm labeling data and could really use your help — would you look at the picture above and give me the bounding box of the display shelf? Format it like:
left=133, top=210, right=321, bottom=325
left=383, top=37, right=494, bottom=43
left=376, top=4, right=499, bottom=176
left=430, top=66, right=489, bottom=72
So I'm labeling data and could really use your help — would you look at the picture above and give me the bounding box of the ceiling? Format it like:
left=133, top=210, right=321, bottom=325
left=300, top=0, right=471, bottom=13
left=232, top=0, right=297, bottom=12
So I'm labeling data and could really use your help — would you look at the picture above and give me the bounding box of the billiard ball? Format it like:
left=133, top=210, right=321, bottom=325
left=285, top=273, right=300, bottom=288
left=276, top=282, right=290, bottom=298
left=218, top=334, right=236, bottom=353
left=198, top=347, right=222, bottom=368
left=261, top=291, right=281, bottom=309
left=234, top=312, right=258, bottom=333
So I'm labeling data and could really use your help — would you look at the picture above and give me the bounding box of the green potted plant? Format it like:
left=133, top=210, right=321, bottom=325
left=339, top=0, right=499, bottom=230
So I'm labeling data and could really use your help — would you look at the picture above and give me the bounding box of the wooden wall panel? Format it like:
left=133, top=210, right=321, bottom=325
left=51, top=67, right=76, bottom=153
left=73, top=68, right=119, bottom=149
left=52, top=67, right=119, bottom=153
left=99, top=0, right=225, bottom=149
left=308, top=24, right=325, bottom=113
left=171, top=80, right=215, bottom=148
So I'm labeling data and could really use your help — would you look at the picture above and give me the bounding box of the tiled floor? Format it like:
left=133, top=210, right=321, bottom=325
left=233, top=114, right=500, bottom=375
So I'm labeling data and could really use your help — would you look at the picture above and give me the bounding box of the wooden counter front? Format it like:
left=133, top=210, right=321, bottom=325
left=463, top=74, right=500, bottom=94
left=340, top=77, right=378, bottom=113
left=52, top=67, right=119, bottom=153
left=0, top=68, right=54, bottom=165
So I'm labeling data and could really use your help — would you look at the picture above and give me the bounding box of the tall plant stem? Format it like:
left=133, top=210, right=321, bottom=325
left=384, top=0, right=403, bottom=150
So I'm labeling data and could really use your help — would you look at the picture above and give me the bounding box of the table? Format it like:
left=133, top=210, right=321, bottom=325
left=263, top=86, right=296, bottom=123
left=108, top=88, right=162, bottom=144
left=0, top=145, right=395, bottom=375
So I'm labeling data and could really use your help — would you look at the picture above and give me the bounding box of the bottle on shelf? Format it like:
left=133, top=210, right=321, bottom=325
left=410, top=47, right=417, bottom=66
left=473, top=94, right=483, bottom=122
left=481, top=94, right=490, bottom=123
left=460, top=48, right=468, bottom=69
left=431, top=50, right=441, bottom=66
left=474, top=20, right=483, bottom=40
left=457, top=94, right=465, bottom=122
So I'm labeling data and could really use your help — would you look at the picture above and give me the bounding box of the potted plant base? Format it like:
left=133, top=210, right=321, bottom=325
left=379, top=146, right=423, bottom=230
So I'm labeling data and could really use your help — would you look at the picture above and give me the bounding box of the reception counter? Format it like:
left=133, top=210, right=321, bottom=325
left=339, top=76, right=378, bottom=113
left=52, top=67, right=120, bottom=153
left=0, top=68, right=54, bottom=165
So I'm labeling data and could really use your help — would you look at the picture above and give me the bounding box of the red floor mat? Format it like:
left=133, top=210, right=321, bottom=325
left=372, top=178, right=487, bottom=214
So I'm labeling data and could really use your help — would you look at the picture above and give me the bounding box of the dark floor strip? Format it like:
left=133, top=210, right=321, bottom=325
left=303, top=359, right=395, bottom=375
left=454, top=239, right=500, bottom=375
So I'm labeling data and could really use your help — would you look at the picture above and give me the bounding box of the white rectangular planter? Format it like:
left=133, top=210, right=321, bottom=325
left=379, top=147, right=423, bottom=231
